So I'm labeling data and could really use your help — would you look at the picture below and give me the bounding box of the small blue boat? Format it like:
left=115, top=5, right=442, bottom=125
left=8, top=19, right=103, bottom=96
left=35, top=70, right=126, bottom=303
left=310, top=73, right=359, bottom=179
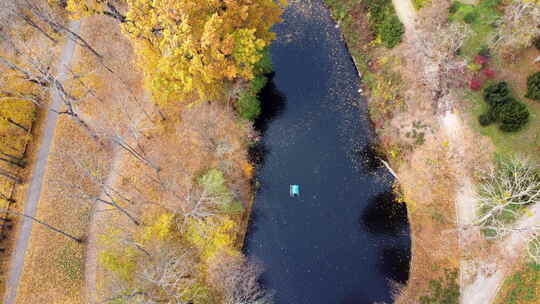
left=290, top=185, right=300, bottom=197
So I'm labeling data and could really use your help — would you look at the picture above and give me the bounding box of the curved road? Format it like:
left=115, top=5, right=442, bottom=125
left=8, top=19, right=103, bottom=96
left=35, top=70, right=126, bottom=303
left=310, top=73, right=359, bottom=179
left=3, top=21, right=80, bottom=304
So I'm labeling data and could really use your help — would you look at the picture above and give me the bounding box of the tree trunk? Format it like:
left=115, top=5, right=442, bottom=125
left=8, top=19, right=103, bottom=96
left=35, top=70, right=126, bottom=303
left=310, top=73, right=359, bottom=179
left=7, top=118, right=29, bottom=132
left=97, top=198, right=140, bottom=226
left=0, top=191, right=15, bottom=204
left=17, top=13, right=58, bottom=44
left=1, top=209, right=83, bottom=243
left=0, top=151, right=25, bottom=168
left=104, top=2, right=126, bottom=23
left=0, top=156, right=25, bottom=169
left=0, top=168, right=21, bottom=184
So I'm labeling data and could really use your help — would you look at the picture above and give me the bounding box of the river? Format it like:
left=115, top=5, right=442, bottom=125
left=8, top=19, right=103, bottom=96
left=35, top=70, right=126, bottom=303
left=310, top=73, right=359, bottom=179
left=244, top=1, right=411, bottom=304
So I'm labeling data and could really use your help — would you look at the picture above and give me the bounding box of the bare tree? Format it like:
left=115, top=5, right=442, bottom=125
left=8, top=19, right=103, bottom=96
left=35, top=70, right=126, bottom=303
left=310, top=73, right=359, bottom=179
left=528, top=233, right=540, bottom=264
left=0, top=167, right=22, bottom=184
left=104, top=244, right=196, bottom=304
left=474, top=157, right=540, bottom=239
left=0, top=0, right=57, bottom=44
left=209, top=252, right=273, bottom=304
left=411, top=20, right=471, bottom=109
left=52, top=150, right=141, bottom=226
left=491, top=0, right=540, bottom=59
left=108, top=131, right=160, bottom=173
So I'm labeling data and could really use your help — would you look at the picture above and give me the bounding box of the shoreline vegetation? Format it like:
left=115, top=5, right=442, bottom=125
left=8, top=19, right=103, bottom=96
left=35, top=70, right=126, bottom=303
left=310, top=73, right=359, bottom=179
left=0, top=0, right=539, bottom=303
left=0, top=1, right=285, bottom=303
left=325, top=0, right=540, bottom=303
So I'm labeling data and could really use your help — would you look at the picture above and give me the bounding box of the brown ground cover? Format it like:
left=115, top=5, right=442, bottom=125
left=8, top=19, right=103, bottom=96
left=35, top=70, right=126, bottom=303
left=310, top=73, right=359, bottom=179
left=14, top=12, right=140, bottom=303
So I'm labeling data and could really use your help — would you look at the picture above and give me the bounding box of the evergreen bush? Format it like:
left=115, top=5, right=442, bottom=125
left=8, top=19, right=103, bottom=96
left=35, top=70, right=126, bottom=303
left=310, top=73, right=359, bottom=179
left=377, top=15, right=405, bottom=48
left=365, top=0, right=404, bottom=49
left=499, top=100, right=530, bottom=132
left=478, top=113, right=493, bottom=126
left=236, top=75, right=268, bottom=121
left=534, top=36, right=540, bottom=51
left=449, top=1, right=461, bottom=14
left=463, top=12, right=477, bottom=24
left=478, top=46, right=491, bottom=58
left=526, top=72, right=540, bottom=101
left=484, top=81, right=511, bottom=106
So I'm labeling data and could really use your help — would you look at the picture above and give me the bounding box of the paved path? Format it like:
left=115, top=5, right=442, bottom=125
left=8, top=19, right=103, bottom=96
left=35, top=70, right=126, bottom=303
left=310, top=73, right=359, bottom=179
left=3, top=21, right=80, bottom=304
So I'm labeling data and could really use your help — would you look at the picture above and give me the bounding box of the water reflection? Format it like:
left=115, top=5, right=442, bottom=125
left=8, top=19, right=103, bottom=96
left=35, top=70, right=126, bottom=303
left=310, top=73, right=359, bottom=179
left=361, top=191, right=408, bottom=236
left=378, top=246, right=411, bottom=285
left=255, top=73, right=287, bottom=133
left=355, top=144, right=386, bottom=174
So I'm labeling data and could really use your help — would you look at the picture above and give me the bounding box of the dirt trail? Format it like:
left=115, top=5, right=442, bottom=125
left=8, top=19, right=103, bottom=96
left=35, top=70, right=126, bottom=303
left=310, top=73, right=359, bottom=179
left=441, top=113, right=503, bottom=304
left=389, top=1, right=488, bottom=303
left=461, top=202, right=540, bottom=304
left=463, top=199, right=540, bottom=304
left=392, top=0, right=416, bottom=32
left=392, top=1, right=540, bottom=303
left=84, top=149, right=122, bottom=304
left=3, top=21, right=81, bottom=304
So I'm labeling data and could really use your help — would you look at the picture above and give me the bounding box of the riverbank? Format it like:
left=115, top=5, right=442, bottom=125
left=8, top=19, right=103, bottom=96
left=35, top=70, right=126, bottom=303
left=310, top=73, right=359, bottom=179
left=323, top=0, right=476, bottom=302
left=325, top=0, right=540, bottom=303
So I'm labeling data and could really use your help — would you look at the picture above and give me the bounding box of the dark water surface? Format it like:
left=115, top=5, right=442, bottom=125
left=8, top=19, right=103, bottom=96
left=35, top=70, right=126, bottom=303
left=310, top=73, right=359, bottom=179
left=245, top=1, right=410, bottom=304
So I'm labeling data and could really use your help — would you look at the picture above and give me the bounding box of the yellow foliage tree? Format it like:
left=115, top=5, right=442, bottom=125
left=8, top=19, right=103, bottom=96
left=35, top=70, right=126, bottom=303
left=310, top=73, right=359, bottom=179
left=63, top=0, right=126, bottom=21
left=122, top=0, right=285, bottom=105
left=185, top=216, right=238, bottom=262
left=0, top=67, right=37, bottom=155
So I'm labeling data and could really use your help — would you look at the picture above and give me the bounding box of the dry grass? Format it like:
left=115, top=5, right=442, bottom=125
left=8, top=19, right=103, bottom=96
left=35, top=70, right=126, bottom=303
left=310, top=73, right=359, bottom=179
left=16, top=117, right=110, bottom=304
left=13, top=12, right=139, bottom=304
left=393, top=132, right=461, bottom=303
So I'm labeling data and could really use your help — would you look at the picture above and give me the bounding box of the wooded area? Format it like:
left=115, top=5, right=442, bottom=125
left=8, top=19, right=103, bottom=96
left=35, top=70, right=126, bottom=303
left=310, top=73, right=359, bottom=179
left=0, top=0, right=286, bottom=303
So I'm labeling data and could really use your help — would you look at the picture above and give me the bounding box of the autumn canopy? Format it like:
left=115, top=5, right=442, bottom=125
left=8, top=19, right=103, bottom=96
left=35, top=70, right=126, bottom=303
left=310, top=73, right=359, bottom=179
left=119, top=0, right=285, bottom=104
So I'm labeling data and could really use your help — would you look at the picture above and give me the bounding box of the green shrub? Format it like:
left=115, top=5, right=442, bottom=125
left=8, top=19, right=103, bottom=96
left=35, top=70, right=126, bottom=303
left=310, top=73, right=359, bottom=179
left=484, top=81, right=511, bottom=106
left=497, top=263, right=540, bottom=304
left=480, top=82, right=530, bottom=132
left=449, top=1, right=461, bottom=14
left=235, top=75, right=267, bottom=121
left=463, top=12, right=477, bottom=24
left=499, top=100, right=530, bottom=132
left=365, top=0, right=404, bottom=49
left=525, top=71, right=540, bottom=101
left=377, top=15, right=405, bottom=48
left=413, top=0, right=431, bottom=9
left=479, top=46, right=491, bottom=58
left=236, top=94, right=261, bottom=121
left=479, top=113, right=494, bottom=126
left=419, top=268, right=459, bottom=304
left=198, top=169, right=242, bottom=213
left=254, top=48, right=273, bottom=75
left=534, top=36, right=540, bottom=51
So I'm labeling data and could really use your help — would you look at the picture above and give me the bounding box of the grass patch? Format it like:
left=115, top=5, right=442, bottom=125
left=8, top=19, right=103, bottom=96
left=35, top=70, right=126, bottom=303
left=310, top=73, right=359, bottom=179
left=413, top=0, right=432, bottom=10
left=466, top=89, right=540, bottom=161
left=55, top=243, right=83, bottom=282
left=495, top=263, right=540, bottom=304
left=449, top=0, right=501, bottom=59
left=419, top=268, right=460, bottom=304
left=324, top=0, right=360, bottom=23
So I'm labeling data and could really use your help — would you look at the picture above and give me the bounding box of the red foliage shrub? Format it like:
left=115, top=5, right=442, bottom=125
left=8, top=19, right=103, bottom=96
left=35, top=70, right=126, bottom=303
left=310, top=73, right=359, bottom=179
left=470, top=79, right=483, bottom=91
left=474, top=55, right=488, bottom=66
left=483, top=68, right=496, bottom=78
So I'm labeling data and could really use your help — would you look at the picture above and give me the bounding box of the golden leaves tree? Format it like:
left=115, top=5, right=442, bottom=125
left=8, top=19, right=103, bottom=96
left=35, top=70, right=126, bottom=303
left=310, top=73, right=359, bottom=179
left=62, top=0, right=126, bottom=21
left=122, top=0, right=285, bottom=105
